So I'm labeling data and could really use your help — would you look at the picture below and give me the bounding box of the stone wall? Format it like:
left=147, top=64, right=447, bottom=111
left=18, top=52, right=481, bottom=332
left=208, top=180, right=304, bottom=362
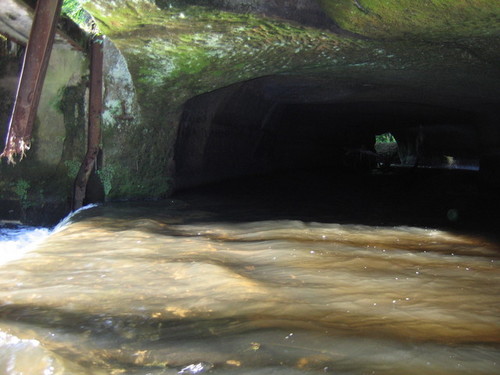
left=0, top=41, right=88, bottom=225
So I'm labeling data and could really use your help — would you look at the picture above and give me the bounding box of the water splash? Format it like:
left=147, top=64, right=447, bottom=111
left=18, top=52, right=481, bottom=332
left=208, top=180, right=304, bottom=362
left=0, top=225, right=50, bottom=265
left=52, top=203, right=100, bottom=233
left=0, top=204, right=99, bottom=265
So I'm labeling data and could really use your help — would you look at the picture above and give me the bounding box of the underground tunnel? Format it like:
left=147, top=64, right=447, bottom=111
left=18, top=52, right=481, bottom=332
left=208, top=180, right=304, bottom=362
left=1, top=2, right=500, bottom=374
left=169, top=74, right=498, bottom=233
left=173, top=74, right=482, bottom=189
left=1, top=0, right=499, bottom=231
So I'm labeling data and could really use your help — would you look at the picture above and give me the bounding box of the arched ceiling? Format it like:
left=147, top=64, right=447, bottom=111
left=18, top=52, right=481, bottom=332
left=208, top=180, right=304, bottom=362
left=73, top=0, right=499, bottom=112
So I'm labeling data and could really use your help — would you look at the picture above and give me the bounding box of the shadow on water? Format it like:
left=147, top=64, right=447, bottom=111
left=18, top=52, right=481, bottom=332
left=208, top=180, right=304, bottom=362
left=80, top=168, right=500, bottom=240
left=1, top=167, right=500, bottom=374
left=172, top=168, right=498, bottom=231
left=2, top=300, right=499, bottom=373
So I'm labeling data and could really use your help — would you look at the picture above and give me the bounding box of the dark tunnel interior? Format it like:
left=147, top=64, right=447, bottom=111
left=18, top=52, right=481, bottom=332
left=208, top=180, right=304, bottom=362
left=173, top=75, right=484, bottom=188
left=172, top=75, right=500, bottom=235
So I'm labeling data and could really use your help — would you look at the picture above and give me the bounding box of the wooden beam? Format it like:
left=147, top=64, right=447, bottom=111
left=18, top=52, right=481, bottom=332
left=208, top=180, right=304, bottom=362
left=72, top=36, right=103, bottom=211
left=1, top=0, right=64, bottom=163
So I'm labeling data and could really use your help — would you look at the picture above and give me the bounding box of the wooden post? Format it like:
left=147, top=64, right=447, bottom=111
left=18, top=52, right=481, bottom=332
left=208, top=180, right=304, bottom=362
left=72, top=36, right=104, bottom=211
left=1, top=0, right=64, bottom=162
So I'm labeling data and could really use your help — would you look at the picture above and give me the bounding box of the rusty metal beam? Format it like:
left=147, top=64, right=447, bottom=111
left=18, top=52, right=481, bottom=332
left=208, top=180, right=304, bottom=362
left=73, top=36, right=103, bottom=211
left=1, top=0, right=64, bottom=162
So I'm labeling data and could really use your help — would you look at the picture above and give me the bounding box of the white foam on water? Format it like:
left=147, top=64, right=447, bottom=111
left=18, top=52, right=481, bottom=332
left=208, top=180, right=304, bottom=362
left=0, top=226, right=51, bottom=265
left=0, top=204, right=99, bottom=266
left=0, top=330, right=63, bottom=375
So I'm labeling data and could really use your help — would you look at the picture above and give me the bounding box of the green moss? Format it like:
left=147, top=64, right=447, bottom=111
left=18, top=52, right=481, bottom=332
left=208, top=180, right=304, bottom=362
left=64, top=160, right=81, bottom=179
left=75, top=0, right=499, bottom=202
left=62, top=0, right=98, bottom=35
left=62, top=0, right=87, bottom=25
left=85, top=1, right=429, bottom=119
left=107, top=5, right=368, bottom=113
left=13, top=179, right=30, bottom=206
left=105, top=164, right=170, bottom=200
left=318, top=0, right=500, bottom=40
left=86, top=2, right=380, bottom=202
left=9, top=174, right=62, bottom=210
left=100, top=104, right=174, bottom=201
left=97, top=165, right=115, bottom=196
left=376, top=133, right=396, bottom=143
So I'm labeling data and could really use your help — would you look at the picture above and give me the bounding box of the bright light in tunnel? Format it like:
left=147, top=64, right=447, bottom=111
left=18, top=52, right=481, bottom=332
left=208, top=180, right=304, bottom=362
left=375, top=132, right=396, bottom=143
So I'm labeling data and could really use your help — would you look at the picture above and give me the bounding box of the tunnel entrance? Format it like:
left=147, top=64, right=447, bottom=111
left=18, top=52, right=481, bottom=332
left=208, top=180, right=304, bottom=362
left=171, top=75, right=498, bottom=233
left=173, top=75, right=481, bottom=190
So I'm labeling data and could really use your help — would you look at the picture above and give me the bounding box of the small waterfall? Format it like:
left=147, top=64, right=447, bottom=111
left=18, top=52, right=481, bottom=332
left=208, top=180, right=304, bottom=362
left=52, top=203, right=100, bottom=233
left=0, top=204, right=99, bottom=265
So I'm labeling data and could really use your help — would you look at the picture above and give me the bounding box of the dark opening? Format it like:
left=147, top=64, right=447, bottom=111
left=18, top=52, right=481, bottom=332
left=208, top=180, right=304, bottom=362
left=172, top=75, right=498, bottom=233
left=174, top=75, right=481, bottom=187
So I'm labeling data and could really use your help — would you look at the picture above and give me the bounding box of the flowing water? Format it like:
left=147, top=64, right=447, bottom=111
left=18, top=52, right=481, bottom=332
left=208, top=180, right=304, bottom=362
left=1, top=172, right=499, bottom=374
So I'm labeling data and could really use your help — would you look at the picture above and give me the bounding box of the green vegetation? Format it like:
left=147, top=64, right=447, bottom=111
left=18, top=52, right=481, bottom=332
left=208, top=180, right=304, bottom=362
left=62, top=0, right=84, bottom=21
left=376, top=133, right=396, bottom=143
left=104, top=165, right=170, bottom=200
left=86, top=1, right=380, bottom=114
left=51, top=0, right=497, bottom=204
left=11, top=178, right=47, bottom=210
left=97, top=165, right=115, bottom=196
left=318, top=0, right=500, bottom=40
left=13, top=179, right=30, bottom=204
left=81, top=1, right=381, bottom=201
left=64, top=160, right=81, bottom=179
left=62, top=0, right=97, bottom=33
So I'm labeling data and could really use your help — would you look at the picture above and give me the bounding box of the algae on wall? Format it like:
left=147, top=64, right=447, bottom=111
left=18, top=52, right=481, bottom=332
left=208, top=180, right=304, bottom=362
left=318, top=0, right=500, bottom=40
left=72, top=0, right=500, bottom=201
left=3, top=0, right=497, bottom=218
left=99, top=37, right=172, bottom=200
left=77, top=0, right=400, bottom=199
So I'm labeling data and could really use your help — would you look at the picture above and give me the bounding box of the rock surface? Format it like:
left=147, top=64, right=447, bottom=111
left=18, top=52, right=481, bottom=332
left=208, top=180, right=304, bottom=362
left=75, top=0, right=499, bottom=194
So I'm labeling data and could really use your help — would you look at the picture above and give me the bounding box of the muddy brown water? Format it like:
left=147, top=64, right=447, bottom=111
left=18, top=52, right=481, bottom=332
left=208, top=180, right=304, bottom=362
left=1, top=170, right=499, bottom=374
